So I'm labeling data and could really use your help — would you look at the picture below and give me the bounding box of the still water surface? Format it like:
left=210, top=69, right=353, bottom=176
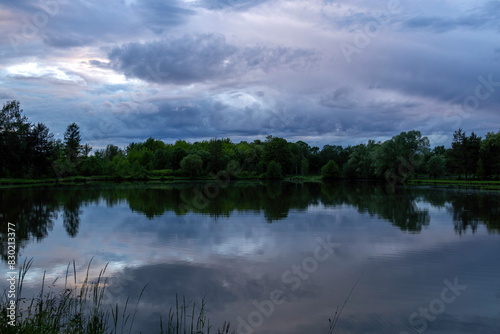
left=1, top=182, right=499, bottom=333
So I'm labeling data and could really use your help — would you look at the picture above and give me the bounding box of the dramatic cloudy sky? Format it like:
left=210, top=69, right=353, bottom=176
left=1, top=0, right=499, bottom=148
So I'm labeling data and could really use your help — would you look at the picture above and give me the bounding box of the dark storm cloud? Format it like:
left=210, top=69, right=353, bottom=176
left=108, top=33, right=316, bottom=84
left=323, top=1, right=500, bottom=33
left=404, top=14, right=494, bottom=33
left=403, top=1, right=500, bottom=32
left=308, top=103, right=415, bottom=138
left=80, top=85, right=454, bottom=149
left=319, top=87, right=355, bottom=109
left=2, top=0, right=500, bottom=148
left=349, top=37, right=500, bottom=109
left=87, top=60, right=110, bottom=69
left=108, top=34, right=238, bottom=84
left=129, top=0, right=195, bottom=34
left=387, top=64, right=500, bottom=109
left=82, top=99, right=211, bottom=145
left=41, top=0, right=191, bottom=47
left=42, top=33, right=92, bottom=48
left=404, top=16, right=457, bottom=32
left=3, top=0, right=129, bottom=48
left=81, top=93, right=306, bottom=145
left=2, top=0, right=194, bottom=50
left=197, top=0, right=270, bottom=11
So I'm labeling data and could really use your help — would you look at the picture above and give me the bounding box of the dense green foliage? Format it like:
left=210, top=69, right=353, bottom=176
left=265, top=160, right=282, bottom=179
left=180, top=154, right=203, bottom=177
left=426, top=155, right=446, bottom=179
left=2, top=100, right=500, bottom=181
left=321, top=160, right=340, bottom=180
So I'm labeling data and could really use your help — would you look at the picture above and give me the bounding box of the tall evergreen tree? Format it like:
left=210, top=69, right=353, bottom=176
left=450, top=128, right=467, bottom=179
left=480, top=130, right=500, bottom=179
left=466, top=132, right=481, bottom=179
left=29, top=123, right=55, bottom=177
left=0, top=100, right=31, bottom=177
left=63, top=122, right=82, bottom=166
left=262, top=136, right=293, bottom=175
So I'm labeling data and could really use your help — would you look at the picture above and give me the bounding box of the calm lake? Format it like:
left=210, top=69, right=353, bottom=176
left=1, top=181, right=500, bottom=333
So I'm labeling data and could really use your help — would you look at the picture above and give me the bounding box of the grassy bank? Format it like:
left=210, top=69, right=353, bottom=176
left=5, top=174, right=500, bottom=191
left=0, top=174, right=313, bottom=188
left=0, top=175, right=199, bottom=187
left=0, top=259, right=231, bottom=334
left=407, top=178, right=500, bottom=190
left=285, top=175, right=323, bottom=183
left=0, top=258, right=354, bottom=333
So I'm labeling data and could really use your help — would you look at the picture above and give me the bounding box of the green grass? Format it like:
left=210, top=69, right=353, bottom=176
left=0, top=176, right=95, bottom=187
left=407, top=178, right=500, bottom=190
left=285, top=175, right=323, bottom=182
left=0, top=173, right=323, bottom=188
left=0, top=259, right=231, bottom=334
left=160, top=296, right=231, bottom=334
left=0, top=175, right=193, bottom=188
left=0, top=258, right=144, bottom=334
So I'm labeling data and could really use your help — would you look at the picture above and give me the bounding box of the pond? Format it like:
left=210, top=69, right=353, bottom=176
left=1, top=181, right=499, bottom=333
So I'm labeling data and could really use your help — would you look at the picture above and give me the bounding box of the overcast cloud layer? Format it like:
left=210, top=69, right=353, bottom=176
left=1, top=0, right=499, bottom=148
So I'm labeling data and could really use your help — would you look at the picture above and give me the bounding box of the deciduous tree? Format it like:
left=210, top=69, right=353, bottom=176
left=180, top=154, right=203, bottom=177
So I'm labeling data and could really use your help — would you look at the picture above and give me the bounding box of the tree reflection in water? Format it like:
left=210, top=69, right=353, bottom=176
left=1, top=182, right=499, bottom=263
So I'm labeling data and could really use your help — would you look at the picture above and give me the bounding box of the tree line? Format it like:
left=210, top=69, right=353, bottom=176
left=1, top=100, right=500, bottom=181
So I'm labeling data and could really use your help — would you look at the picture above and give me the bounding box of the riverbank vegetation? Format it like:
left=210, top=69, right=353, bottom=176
left=0, top=259, right=231, bottom=334
left=2, top=100, right=500, bottom=184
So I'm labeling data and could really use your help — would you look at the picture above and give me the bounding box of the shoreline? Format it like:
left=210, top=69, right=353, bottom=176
left=1, top=176, right=500, bottom=191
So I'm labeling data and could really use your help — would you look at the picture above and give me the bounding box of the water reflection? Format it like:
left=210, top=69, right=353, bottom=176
left=0, top=182, right=499, bottom=333
left=1, top=182, right=499, bottom=250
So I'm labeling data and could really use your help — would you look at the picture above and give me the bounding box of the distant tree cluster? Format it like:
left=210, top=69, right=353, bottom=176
left=2, top=100, right=500, bottom=181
